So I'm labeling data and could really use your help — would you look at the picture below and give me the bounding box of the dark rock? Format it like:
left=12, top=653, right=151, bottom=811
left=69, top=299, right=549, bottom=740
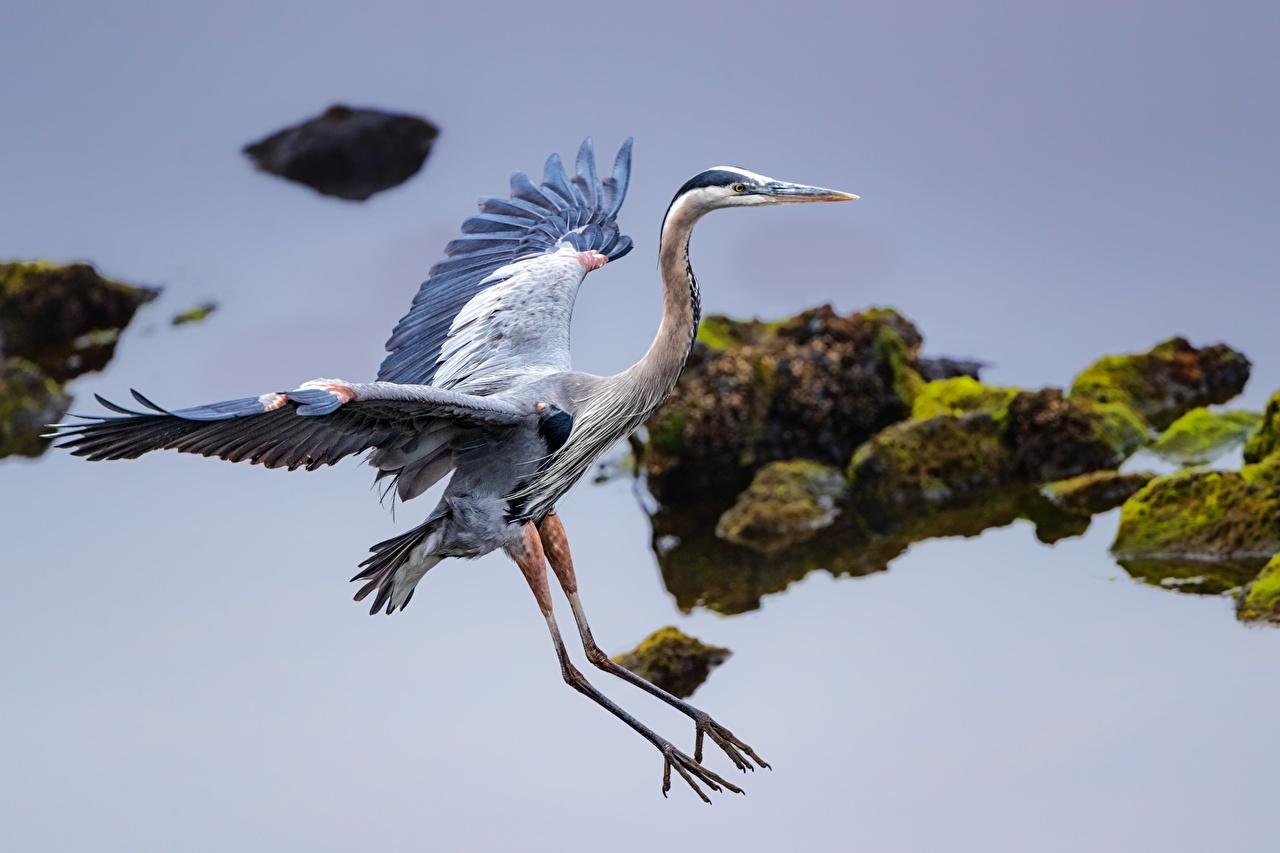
left=1043, top=470, right=1156, bottom=515
left=640, top=305, right=924, bottom=507
left=1069, top=337, right=1251, bottom=431
left=612, top=627, right=731, bottom=698
left=244, top=105, right=439, bottom=201
left=0, top=358, right=71, bottom=459
left=0, top=261, right=159, bottom=382
left=917, top=356, right=985, bottom=381
left=1006, top=389, right=1143, bottom=482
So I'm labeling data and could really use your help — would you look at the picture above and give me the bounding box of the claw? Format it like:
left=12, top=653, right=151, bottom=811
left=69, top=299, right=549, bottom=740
left=657, top=742, right=742, bottom=804
left=692, top=714, right=769, bottom=774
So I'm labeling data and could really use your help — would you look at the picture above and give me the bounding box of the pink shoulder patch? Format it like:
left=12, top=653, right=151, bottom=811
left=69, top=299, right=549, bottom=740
left=576, top=251, right=608, bottom=272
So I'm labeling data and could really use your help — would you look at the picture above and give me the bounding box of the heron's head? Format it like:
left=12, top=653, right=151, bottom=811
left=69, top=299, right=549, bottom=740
left=661, top=167, right=856, bottom=236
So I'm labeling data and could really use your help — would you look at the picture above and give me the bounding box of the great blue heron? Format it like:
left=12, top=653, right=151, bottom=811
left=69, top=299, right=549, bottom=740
left=52, top=138, right=856, bottom=801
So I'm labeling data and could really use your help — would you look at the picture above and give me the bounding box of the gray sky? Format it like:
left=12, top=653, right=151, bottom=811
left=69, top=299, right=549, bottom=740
left=2, top=1, right=1278, bottom=851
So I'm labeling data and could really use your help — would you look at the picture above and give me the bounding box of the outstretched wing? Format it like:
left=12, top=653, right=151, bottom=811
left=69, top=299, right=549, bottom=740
left=377, top=137, right=635, bottom=392
left=51, top=383, right=527, bottom=471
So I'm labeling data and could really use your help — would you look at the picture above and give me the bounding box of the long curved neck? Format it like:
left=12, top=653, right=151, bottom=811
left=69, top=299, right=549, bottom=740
left=621, top=197, right=703, bottom=407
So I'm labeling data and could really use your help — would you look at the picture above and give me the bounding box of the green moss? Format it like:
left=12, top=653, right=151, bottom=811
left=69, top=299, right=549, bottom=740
left=1083, top=401, right=1150, bottom=458
left=612, top=627, right=731, bottom=698
left=873, top=324, right=925, bottom=406
left=1111, top=456, right=1280, bottom=561
left=695, top=315, right=743, bottom=351
left=0, top=357, right=71, bottom=459
left=715, top=460, right=847, bottom=552
left=1043, top=470, right=1156, bottom=515
left=171, top=301, right=217, bottom=326
left=1243, top=390, right=1280, bottom=464
left=646, top=410, right=685, bottom=456
left=1149, top=408, right=1262, bottom=466
left=1238, top=554, right=1280, bottom=625
left=912, top=376, right=1019, bottom=420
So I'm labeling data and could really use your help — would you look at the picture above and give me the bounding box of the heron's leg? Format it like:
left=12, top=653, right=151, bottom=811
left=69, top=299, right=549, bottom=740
left=506, top=522, right=741, bottom=803
left=536, top=512, right=768, bottom=772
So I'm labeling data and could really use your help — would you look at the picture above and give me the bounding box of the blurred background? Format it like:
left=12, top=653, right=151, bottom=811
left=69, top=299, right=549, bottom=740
left=2, top=1, right=1277, bottom=851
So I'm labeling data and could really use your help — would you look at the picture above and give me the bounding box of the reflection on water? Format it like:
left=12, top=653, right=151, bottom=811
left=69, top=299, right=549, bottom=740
left=648, top=485, right=1093, bottom=615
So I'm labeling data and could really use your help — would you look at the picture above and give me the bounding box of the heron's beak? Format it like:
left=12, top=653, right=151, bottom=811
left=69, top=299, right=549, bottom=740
left=764, top=181, right=859, bottom=203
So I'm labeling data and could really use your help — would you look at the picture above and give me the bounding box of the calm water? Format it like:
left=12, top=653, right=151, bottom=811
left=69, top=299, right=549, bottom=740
left=3, top=3, right=1278, bottom=851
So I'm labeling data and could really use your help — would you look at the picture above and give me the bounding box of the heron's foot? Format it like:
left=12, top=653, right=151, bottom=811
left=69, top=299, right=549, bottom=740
left=659, top=741, right=743, bottom=804
left=692, top=711, right=770, bottom=772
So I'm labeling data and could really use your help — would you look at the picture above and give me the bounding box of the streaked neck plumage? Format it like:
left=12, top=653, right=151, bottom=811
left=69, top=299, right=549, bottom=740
left=621, top=192, right=704, bottom=408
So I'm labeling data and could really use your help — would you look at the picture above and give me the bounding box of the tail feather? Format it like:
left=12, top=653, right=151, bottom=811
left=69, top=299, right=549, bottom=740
left=352, top=516, right=445, bottom=615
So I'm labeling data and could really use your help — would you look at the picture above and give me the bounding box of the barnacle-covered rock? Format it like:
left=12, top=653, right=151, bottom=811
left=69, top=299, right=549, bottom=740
left=715, top=460, right=846, bottom=552
left=640, top=305, right=925, bottom=506
left=1237, top=554, right=1280, bottom=625
left=612, top=627, right=731, bottom=699
left=1043, top=470, right=1156, bottom=515
left=1111, top=457, right=1280, bottom=563
left=1069, top=337, right=1250, bottom=430
left=244, top=105, right=439, bottom=201
left=0, top=261, right=159, bottom=382
left=0, top=358, right=71, bottom=459
left=1243, top=390, right=1280, bottom=464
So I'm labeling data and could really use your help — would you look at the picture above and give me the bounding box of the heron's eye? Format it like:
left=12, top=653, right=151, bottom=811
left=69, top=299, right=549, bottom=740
left=733, top=183, right=746, bottom=193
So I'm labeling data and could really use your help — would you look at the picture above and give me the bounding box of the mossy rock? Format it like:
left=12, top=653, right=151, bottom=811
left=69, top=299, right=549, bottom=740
left=912, top=376, right=1018, bottom=419
left=1243, top=390, right=1280, bottom=464
left=847, top=389, right=1136, bottom=525
left=1112, top=457, right=1280, bottom=562
left=1148, top=407, right=1262, bottom=466
left=1043, top=470, right=1156, bottom=515
left=1237, top=554, right=1280, bottom=625
left=0, top=261, right=159, bottom=382
left=847, top=413, right=1016, bottom=525
left=641, top=305, right=925, bottom=507
left=715, top=460, right=846, bottom=553
left=1006, top=390, right=1143, bottom=482
left=1069, top=337, right=1250, bottom=431
left=612, top=627, right=731, bottom=699
left=0, top=358, right=71, bottom=459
